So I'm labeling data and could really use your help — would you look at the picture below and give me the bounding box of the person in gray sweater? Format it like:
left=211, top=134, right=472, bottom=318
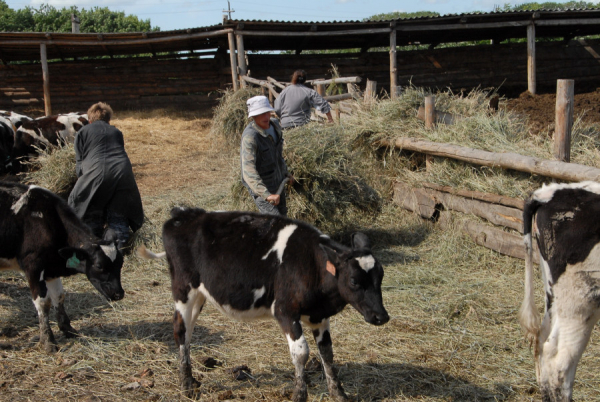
left=274, top=69, right=334, bottom=129
left=241, top=96, right=292, bottom=216
left=68, top=102, right=143, bottom=250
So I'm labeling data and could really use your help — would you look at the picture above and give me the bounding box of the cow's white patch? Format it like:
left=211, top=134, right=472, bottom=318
left=100, top=244, right=117, bottom=262
left=10, top=185, right=40, bottom=214
left=533, top=181, right=600, bottom=203
left=253, top=286, right=266, bottom=305
left=174, top=286, right=205, bottom=345
left=0, top=258, right=19, bottom=271
left=356, top=255, right=376, bottom=272
left=199, top=283, right=273, bottom=321
left=20, top=128, right=50, bottom=146
left=46, top=278, right=64, bottom=306
left=262, top=224, right=298, bottom=264
left=40, top=270, right=45, bottom=281
left=31, top=211, right=43, bottom=219
left=524, top=233, right=532, bottom=250
left=286, top=333, right=309, bottom=360
left=56, top=115, right=78, bottom=142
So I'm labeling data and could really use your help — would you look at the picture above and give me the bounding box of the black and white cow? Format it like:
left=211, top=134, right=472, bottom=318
left=140, top=207, right=389, bottom=402
left=0, top=181, right=124, bottom=352
left=0, top=116, right=16, bottom=173
left=519, top=181, right=600, bottom=402
left=0, top=110, right=32, bottom=129
left=12, top=113, right=88, bottom=173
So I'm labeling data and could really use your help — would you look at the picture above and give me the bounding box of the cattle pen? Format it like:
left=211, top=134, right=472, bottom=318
left=2, top=83, right=600, bottom=400
left=4, top=8, right=600, bottom=402
left=2, top=9, right=600, bottom=114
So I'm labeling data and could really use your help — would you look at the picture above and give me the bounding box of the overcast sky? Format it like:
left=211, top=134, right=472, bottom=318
left=4, top=0, right=597, bottom=31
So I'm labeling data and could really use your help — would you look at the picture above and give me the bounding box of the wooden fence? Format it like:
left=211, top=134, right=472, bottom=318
left=1, top=38, right=600, bottom=114
left=387, top=80, right=592, bottom=261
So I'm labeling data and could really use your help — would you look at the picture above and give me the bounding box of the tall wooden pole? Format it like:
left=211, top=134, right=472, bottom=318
left=236, top=34, right=247, bottom=88
left=227, top=31, right=239, bottom=91
left=554, top=79, right=574, bottom=162
left=389, top=22, right=398, bottom=99
left=527, top=22, right=536, bottom=95
left=40, top=43, right=51, bottom=116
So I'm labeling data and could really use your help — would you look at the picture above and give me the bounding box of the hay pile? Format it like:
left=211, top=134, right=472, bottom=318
left=21, top=144, right=77, bottom=198
left=212, top=89, right=386, bottom=235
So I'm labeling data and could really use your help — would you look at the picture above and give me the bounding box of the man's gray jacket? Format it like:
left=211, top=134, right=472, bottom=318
left=240, top=119, right=288, bottom=199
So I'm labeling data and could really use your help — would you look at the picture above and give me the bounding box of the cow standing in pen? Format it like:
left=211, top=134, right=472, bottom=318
left=0, top=182, right=124, bottom=352
left=11, top=113, right=88, bottom=173
left=519, top=181, right=600, bottom=402
left=140, top=207, right=389, bottom=402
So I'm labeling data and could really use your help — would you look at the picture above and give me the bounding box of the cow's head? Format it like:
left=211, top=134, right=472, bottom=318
left=323, top=232, right=389, bottom=326
left=59, top=239, right=125, bottom=301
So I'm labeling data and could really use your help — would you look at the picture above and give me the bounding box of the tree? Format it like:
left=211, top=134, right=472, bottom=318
left=0, top=1, right=158, bottom=33
left=366, top=11, right=440, bottom=21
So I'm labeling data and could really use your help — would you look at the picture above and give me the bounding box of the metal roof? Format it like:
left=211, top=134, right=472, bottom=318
left=0, top=9, right=599, bottom=62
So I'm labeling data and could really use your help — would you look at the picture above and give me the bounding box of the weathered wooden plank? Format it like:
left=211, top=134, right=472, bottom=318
left=380, top=137, right=600, bottom=183
left=438, top=214, right=539, bottom=264
left=394, top=182, right=523, bottom=231
left=421, top=182, right=525, bottom=210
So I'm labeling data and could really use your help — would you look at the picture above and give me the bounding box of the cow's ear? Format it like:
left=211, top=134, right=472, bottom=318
left=58, top=247, right=89, bottom=272
left=351, top=232, right=371, bottom=251
left=319, top=244, right=343, bottom=277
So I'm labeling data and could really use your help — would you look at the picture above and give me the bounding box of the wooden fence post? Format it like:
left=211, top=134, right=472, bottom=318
left=364, top=80, right=377, bottom=102
left=40, top=43, right=51, bottom=116
left=71, top=14, right=80, bottom=33
left=424, top=96, right=435, bottom=129
left=554, top=79, right=574, bottom=162
left=227, top=31, right=239, bottom=91
left=316, top=83, right=325, bottom=97
left=389, top=22, right=398, bottom=99
left=527, top=21, right=536, bottom=95
left=236, top=33, right=247, bottom=88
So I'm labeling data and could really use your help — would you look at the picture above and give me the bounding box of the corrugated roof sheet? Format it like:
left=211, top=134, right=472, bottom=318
left=1, top=9, right=600, bottom=62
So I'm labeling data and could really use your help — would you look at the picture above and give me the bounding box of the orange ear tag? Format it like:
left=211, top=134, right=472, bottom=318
left=326, top=260, right=336, bottom=276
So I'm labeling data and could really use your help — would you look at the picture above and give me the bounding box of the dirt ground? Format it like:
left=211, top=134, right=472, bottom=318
left=505, top=89, right=600, bottom=136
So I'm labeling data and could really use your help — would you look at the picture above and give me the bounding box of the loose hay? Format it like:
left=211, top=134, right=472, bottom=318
left=4, top=89, right=600, bottom=401
left=20, top=143, right=77, bottom=198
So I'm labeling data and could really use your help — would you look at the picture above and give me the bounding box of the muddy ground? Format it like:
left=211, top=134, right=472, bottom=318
left=505, top=89, right=600, bottom=136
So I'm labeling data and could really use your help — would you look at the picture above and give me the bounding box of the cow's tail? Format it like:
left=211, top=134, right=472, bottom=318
left=137, top=245, right=166, bottom=260
left=518, top=198, right=542, bottom=343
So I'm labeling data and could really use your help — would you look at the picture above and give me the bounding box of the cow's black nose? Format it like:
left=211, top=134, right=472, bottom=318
left=110, top=290, right=125, bottom=301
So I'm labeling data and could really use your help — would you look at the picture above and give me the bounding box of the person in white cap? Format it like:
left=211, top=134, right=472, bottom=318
left=241, top=95, right=293, bottom=216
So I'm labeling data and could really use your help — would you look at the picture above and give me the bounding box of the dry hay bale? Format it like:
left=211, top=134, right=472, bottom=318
left=230, top=122, right=384, bottom=235
left=210, top=87, right=262, bottom=145
left=21, top=143, right=77, bottom=198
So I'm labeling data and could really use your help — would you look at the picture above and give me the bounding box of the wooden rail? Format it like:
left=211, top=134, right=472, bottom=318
left=377, top=137, right=600, bottom=182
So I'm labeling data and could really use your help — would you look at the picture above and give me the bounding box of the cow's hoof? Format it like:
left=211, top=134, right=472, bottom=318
left=329, top=385, right=349, bottom=401
left=292, top=387, right=308, bottom=402
left=181, top=376, right=201, bottom=398
left=62, top=327, right=79, bottom=338
left=42, top=341, right=58, bottom=353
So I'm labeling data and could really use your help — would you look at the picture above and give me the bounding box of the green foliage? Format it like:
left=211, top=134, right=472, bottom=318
left=366, top=11, right=440, bottom=21
left=0, top=0, right=158, bottom=33
left=499, top=1, right=598, bottom=11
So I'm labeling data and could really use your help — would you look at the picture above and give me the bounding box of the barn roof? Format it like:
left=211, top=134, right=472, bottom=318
left=1, top=8, right=600, bottom=62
